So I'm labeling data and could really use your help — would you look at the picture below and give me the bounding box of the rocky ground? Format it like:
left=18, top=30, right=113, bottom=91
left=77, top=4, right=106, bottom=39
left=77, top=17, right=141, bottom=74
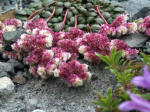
left=0, top=0, right=150, bottom=112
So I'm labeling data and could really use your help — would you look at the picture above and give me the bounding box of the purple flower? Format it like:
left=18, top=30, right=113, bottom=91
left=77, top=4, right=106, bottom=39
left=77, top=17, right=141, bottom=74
left=119, top=91, right=150, bottom=112
left=131, top=65, right=150, bottom=90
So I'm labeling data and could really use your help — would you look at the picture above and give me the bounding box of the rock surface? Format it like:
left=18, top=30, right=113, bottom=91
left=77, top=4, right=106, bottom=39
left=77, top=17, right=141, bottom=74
left=0, top=77, right=15, bottom=96
left=122, top=33, right=149, bottom=48
left=119, top=0, right=150, bottom=18
left=0, top=62, right=14, bottom=73
left=0, top=62, right=116, bottom=112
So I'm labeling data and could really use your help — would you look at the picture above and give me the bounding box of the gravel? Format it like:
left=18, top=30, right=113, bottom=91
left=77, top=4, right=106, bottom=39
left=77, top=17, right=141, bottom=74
left=0, top=62, right=116, bottom=112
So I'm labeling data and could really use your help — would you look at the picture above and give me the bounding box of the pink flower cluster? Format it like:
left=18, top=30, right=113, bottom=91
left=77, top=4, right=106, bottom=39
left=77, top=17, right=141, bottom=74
left=23, top=18, right=49, bottom=33
left=78, top=33, right=110, bottom=62
left=59, top=60, right=91, bottom=87
left=1, top=19, right=22, bottom=33
left=110, top=39, right=138, bottom=59
left=99, top=14, right=137, bottom=37
left=12, top=33, right=53, bottom=53
left=0, top=16, right=141, bottom=87
left=27, top=47, right=72, bottom=79
left=138, top=16, right=150, bottom=36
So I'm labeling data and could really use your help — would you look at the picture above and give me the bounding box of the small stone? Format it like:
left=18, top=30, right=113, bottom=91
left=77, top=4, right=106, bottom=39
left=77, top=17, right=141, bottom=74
left=32, top=109, right=45, bottom=112
left=0, top=62, right=13, bottom=73
left=7, top=59, right=24, bottom=70
left=13, top=74, right=26, bottom=85
left=0, top=72, right=9, bottom=78
left=3, top=30, right=23, bottom=44
left=0, top=77, right=15, bottom=96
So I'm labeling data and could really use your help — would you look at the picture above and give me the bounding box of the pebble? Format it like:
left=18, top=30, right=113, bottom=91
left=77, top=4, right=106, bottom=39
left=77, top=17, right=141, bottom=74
left=0, top=77, right=15, bottom=96
left=13, top=74, right=26, bottom=85
left=32, top=109, right=45, bottom=112
left=0, top=62, right=13, bottom=73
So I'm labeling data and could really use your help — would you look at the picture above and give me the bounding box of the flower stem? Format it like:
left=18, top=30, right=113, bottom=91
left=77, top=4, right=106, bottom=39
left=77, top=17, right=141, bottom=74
left=27, top=9, right=42, bottom=20
left=27, top=2, right=54, bottom=21
left=75, top=15, right=78, bottom=28
left=95, top=5, right=108, bottom=24
left=47, top=6, right=56, bottom=23
left=60, top=9, right=69, bottom=31
left=87, top=24, right=92, bottom=33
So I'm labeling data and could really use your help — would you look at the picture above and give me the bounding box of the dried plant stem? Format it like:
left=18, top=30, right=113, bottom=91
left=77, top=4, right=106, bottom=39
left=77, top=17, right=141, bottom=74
left=47, top=6, right=56, bottom=22
left=96, top=5, right=108, bottom=24
left=60, top=9, right=69, bottom=31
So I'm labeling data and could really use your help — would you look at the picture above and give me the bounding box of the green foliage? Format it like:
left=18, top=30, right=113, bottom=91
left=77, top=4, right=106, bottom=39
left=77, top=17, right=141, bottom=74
left=96, top=47, right=123, bottom=72
left=96, top=47, right=140, bottom=87
left=141, top=52, right=150, bottom=66
left=140, top=93, right=150, bottom=100
left=92, top=87, right=121, bottom=112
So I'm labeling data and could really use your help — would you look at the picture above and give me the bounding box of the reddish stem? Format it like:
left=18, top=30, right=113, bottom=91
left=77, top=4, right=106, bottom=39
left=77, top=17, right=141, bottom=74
left=27, top=9, right=42, bottom=20
left=47, top=6, right=56, bottom=22
left=95, top=5, right=108, bottom=24
left=75, top=15, right=78, bottom=28
left=26, top=2, right=54, bottom=21
left=60, top=9, right=69, bottom=31
left=87, top=24, right=92, bottom=33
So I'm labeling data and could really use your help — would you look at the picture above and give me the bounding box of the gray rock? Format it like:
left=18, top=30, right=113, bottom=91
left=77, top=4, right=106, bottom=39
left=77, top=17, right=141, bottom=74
left=119, top=0, right=150, bottom=18
left=122, top=33, right=149, bottom=48
left=133, top=7, right=150, bottom=19
left=0, top=62, right=14, bottom=73
left=0, top=77, right=15, bottom=96
left=32, top=109, right=45, bottom=112
left=7, top=59, right=24, bottom=70
left=26, top=98, right=38, bottom=111
left=3, top=29, right=23, bottom=44
left=0, top=72, right=9, bottom=78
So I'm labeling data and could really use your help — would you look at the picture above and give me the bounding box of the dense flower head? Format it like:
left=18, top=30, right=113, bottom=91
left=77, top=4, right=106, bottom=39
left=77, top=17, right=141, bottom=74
left=59, top=60, right=92, bottom=86
left=12, top=33, right=53, bottom=53
left=138, top=16, right=150, bottom=36
left=23, top=18, right=48, bottom=31
left=53, top=32, right=66, bottom=46
left=56, top=39, right=79, bottom=59
left=116, top=25, right=128, bottom=37
left=3, top=19, right=22, bottom=28
left=31, top=27, right=53, bottom=35
left=79, top=33, right=110, bottom=62
left=125, top=22, right=138, bottom=33
left=124, top=48, right=138, bottom=59
left=99, top=15, right=138, bottom=37
left=25, top=48, right=44, bottom=65
left=111, top=14, right=128, bottom=27
left=2, top=25, right=16, bottom=33
left=65, top=27, right=84, bottom=40
left=110, top=39, right=129, bottom=51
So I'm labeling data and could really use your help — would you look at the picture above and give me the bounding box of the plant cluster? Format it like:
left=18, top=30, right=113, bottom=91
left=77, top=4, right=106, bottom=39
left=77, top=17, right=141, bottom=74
left=0, top=13, right=139, bottom=87
left=15, top=0, right=125, bottom=32
left=99, top=14, right=137, bottom=37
